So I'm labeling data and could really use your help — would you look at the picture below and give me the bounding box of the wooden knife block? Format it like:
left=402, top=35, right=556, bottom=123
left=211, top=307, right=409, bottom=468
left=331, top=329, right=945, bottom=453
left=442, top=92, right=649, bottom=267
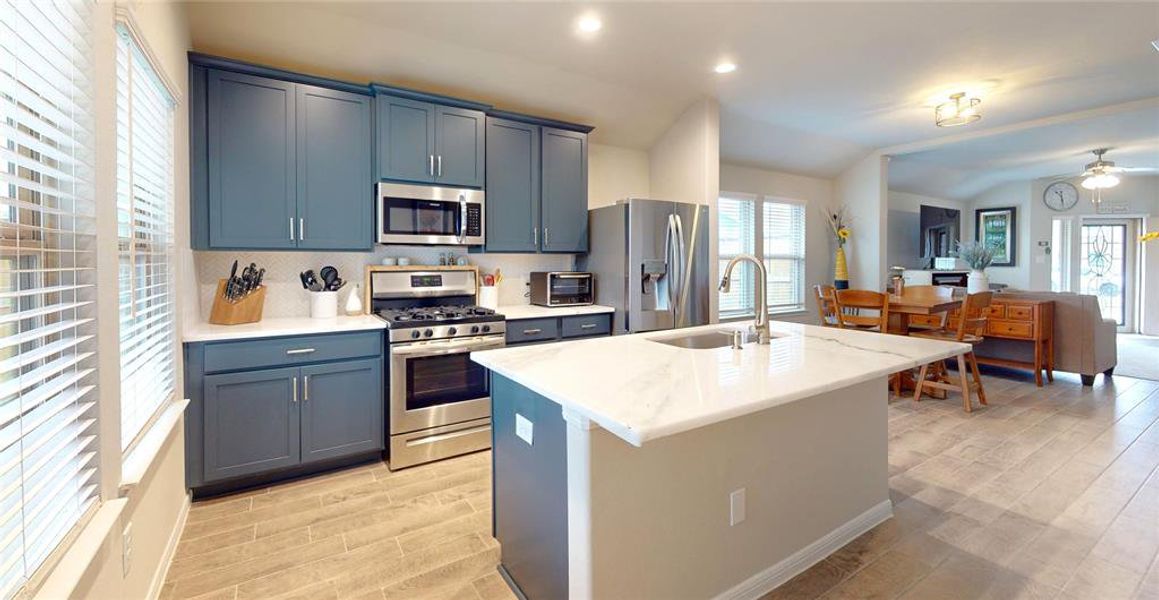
left=208, top=278, right=266, bottom=325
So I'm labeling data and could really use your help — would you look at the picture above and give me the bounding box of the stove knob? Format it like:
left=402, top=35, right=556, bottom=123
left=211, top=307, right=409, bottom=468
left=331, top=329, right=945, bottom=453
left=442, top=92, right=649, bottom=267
left=447, top=327, right=457, bottom=336
left=423, top=329, right=434, bottom=338
left=410, top=330, right=421, bottom=339
left=470, top=325, right=480, bottom=334
left=481, top=325, right=491, bottom=333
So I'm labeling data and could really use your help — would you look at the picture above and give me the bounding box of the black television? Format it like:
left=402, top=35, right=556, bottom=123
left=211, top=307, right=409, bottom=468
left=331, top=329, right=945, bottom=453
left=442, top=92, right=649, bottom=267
left=919, top=205, right=960, bottom=260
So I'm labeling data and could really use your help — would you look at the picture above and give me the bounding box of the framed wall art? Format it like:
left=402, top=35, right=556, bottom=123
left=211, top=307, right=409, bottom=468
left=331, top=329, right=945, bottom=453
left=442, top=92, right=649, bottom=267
left=975, top=206, right=1017, bottom=267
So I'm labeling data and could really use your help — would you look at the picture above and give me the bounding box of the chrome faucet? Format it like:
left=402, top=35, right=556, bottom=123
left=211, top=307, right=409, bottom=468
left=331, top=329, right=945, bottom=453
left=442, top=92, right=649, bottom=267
left=718, top=254, right=771, bottom=344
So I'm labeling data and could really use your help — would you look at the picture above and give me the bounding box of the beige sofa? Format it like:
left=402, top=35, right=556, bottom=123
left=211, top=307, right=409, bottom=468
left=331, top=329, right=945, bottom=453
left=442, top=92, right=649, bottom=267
left=978, top=291, right=1117, bottom=385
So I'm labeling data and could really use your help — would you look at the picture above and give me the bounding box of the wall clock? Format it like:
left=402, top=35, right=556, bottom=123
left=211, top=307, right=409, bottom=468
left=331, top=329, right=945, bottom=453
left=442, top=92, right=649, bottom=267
left=1043, top=181, right=1079, bottom=212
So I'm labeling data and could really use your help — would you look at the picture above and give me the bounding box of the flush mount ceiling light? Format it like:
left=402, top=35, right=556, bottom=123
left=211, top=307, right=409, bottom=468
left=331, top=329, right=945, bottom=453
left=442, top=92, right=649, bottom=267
left=713, top=61, right=737, bottom=74
left=576, top=14, right=602, bottom=35
left=934, top=92, right=981, bottom=127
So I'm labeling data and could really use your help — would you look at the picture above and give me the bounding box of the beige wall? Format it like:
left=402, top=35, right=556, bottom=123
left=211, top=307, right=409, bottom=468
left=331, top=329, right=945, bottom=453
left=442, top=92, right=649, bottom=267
left=963, top=181, right=1033, bottom=289
left=648, top=98, right=721, bottom=318
left=886, top=191, right=967, bottom=271
left=836, top=153, right=888, bottom=289
left=720, top=163, right=835, bottom=322
left=72, top=2, right=192, bottom=599
left=588, top=143, right=650, bottom=208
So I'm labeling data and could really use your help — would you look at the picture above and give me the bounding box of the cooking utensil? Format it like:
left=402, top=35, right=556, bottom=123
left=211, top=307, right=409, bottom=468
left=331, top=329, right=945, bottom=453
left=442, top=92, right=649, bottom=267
left=319, top=266, right=338, bottom=288
left=299, top=271, right=311, bottom=291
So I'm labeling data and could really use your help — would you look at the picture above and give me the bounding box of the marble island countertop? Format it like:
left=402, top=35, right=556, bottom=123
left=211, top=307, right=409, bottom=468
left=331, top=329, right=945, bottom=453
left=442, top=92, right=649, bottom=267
left=471, top=321, right=969, bottom=447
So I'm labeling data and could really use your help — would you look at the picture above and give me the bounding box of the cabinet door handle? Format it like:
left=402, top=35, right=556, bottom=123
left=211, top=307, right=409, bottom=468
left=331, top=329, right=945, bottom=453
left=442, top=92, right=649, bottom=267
left=436, top=155, right=442, bottom=177
left=292, top=376, right=298, bottom=403
left=286, top=348, right=316, bottom=355
left=289, top=217, right=295, bottom=241
left=429, top=154, right=435, bottom=176
left=299, top=218, right=305, bottom=241
left=544, top=227, right=549, bottom=246
left=523, top=328, right=542, bottom=335
left=580, top=323, right=597, bottom=330
left=533, top=228, right=538, bottom=246
left=303, top=375, right=310, bottom=401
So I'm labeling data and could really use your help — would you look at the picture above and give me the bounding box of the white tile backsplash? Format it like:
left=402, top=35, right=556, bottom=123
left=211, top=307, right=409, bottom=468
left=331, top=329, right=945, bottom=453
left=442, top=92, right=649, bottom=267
left=193, top=246, right=574, bottom=321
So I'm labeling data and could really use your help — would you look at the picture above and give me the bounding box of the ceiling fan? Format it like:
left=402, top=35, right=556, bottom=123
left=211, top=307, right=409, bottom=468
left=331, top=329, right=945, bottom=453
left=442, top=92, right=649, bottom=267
left=1080, top=148, right=1156, bottom=191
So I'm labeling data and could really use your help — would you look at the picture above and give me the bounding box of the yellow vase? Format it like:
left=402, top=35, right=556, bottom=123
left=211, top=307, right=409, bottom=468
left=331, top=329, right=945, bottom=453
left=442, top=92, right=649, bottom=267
left=834, top=246, right=849, bottom=289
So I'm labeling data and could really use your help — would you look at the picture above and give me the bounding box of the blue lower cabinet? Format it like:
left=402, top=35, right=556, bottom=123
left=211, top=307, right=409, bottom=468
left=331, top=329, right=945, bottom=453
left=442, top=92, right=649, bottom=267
left=505, top=314, right=613, bottom=346
left=203, top=366, right=302, bottom=482
left=300, top=358, right=384, bottom=464
left=186, top=331, right=386, bottom=493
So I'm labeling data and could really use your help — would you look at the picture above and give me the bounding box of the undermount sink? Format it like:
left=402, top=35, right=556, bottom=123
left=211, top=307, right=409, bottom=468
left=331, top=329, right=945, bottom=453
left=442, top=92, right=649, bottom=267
left=650, top=330, right=742, bottom=350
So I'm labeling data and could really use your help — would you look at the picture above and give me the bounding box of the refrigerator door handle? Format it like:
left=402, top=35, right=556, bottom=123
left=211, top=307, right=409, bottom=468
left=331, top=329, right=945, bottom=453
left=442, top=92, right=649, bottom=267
left=673, top=213, right=686, bottom=327
left=676, top=210, right=700, bottom=328
left=664, top=214, right=676, bottom=314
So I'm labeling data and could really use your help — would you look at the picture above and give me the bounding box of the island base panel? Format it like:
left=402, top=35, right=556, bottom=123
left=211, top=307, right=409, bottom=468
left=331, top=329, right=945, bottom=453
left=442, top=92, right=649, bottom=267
left=492, top=374, right=569, bottom=600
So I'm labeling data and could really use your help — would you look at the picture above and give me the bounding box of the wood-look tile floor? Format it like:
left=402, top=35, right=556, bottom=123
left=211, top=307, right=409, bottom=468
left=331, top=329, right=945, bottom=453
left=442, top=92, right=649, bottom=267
left=165, top=370, right=1159, bottom=600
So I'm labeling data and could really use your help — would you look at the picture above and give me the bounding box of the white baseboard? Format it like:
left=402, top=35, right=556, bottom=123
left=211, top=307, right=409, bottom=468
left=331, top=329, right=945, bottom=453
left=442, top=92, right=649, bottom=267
left=714, top=499, right=894, bottom=600
left=147, top=492, right=191, bottom=600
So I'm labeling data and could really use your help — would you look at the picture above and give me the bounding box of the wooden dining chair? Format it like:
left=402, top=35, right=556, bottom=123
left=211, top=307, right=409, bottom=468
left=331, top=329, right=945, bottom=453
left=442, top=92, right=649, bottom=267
left=834, top=289, right=890, bottom=332
left=910, top=291, right=992, bottom=412
left=813, top=284, right=839, bottom=327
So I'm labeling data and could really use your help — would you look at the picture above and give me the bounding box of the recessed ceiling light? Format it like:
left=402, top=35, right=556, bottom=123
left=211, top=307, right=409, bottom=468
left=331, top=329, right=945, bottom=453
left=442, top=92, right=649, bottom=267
left=576, top=14, right=602, bottom=34
left=714, top=62, right=737, bottom=74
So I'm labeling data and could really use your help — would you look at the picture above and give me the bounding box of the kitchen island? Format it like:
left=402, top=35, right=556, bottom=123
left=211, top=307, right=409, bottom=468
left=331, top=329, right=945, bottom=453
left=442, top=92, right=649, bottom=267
left=471, top=320, right=968, bottom=600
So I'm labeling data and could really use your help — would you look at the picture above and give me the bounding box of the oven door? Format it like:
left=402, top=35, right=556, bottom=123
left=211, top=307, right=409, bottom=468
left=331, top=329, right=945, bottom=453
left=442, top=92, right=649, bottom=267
left=547, top=273, right=594, bottom=306
left=389, top=334, right=505, bottom=435
left=377, top=183, right=484, bottom=245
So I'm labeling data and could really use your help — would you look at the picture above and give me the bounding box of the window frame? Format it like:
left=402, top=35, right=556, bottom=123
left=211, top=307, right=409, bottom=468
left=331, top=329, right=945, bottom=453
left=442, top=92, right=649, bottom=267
left=717, top=192, right=808, bottom=321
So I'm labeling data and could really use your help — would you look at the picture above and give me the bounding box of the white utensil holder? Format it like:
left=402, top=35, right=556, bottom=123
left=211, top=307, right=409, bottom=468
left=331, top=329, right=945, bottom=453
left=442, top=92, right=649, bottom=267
left=310, top=291, right=338, bottom=319
left=478, top=286, right=499, bottom=310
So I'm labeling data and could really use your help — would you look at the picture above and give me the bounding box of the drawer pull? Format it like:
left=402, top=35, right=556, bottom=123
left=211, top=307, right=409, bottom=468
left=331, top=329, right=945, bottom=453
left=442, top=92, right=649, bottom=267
left=580, top=323, right=597, bottom=329
left=286, top=348, right=316, bottom=355
left=523, top=329, right=543, bottom=335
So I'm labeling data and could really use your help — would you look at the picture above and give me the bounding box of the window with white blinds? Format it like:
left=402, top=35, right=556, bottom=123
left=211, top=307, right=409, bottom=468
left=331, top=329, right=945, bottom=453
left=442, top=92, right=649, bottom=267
left=717, top=194, right=807, bottom=319
left=718, top=195, right=756, bottom=319
left=116, top=26, right=176, bottom=451
left=0, top=0, right=99, bottom=597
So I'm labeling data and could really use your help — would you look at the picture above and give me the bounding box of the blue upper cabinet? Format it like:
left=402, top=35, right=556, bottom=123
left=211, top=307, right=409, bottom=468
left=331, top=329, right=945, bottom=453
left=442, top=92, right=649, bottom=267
left=541, top=127, right=588, bottom=253
left=434, top=105, right=485, bottom=188
left=375, top=91, right=486, bottom=188
left=485, top=118, right=539, bottom=252
left=191, top=57, right=374, bottom=251
left=296, top=85, right=373, bottom=250
left=376, top=95, right=437, bottom=184
left=485, top=114, right=589, bottom=254
left=206, top=70, right=297, bottom=249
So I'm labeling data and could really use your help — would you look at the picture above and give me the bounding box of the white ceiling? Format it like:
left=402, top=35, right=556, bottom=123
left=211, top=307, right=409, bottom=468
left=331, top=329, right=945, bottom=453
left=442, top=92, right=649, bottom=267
left=888, top=100, right=1159, bottom=200
left=185, top=2, right=1159, bottom=177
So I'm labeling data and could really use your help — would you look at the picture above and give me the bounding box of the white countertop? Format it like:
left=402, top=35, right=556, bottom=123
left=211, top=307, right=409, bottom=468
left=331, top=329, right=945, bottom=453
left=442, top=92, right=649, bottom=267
left=471, top=321, right=969, bottom=447
left=183, top=315, right=386, bottom=343
left=496, top=304, right=615, bottom=320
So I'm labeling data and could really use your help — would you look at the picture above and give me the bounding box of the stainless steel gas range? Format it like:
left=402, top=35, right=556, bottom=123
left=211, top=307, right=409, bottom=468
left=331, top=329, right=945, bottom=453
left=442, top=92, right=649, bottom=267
left=370, top=269, right=505, bottom=469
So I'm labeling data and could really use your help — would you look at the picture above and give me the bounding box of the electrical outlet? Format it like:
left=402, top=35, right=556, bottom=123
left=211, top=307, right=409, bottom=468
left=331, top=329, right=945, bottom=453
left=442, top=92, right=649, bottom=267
left=122, top=523, right=132, bottom=576
left=729, top=488, right=746, bottom=526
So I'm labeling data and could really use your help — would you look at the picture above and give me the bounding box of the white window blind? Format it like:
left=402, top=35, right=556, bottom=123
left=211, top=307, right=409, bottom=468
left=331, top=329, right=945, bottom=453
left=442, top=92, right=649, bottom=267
left=116, top=26, right=176, bottom=451
left=717, top=195, right=755, bottom=319
left=717, top=195, right=807, bottom=319
left=0, top=0, right=98, bottom=597
left=762, top=201, right=806, bottom=311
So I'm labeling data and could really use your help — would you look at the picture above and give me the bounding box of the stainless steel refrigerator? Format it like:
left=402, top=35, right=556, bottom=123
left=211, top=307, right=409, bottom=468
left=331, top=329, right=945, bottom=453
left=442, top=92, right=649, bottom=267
left=578, top=198, right=711, bottom=334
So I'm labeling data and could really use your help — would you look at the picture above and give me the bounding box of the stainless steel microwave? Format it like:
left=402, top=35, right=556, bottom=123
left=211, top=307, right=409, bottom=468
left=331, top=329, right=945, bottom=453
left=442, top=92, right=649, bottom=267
left=530, top=271, right=594, bottom=307
left=377, top=182, right=484, bottom=245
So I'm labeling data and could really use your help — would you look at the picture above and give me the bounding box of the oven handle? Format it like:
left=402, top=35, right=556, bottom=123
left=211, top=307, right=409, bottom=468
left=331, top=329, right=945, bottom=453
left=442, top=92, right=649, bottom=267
left=391, top=337, right=506, bottom=357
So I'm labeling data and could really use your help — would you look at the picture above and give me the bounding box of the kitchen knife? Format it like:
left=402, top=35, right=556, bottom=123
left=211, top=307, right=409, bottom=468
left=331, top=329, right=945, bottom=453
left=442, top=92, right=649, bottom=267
left=254, top=268, right=265, bottom=289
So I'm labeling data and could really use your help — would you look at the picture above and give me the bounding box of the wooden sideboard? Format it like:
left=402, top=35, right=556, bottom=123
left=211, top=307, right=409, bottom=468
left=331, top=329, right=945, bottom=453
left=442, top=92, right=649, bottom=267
left=910, top=298, right=1054, bottom=386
